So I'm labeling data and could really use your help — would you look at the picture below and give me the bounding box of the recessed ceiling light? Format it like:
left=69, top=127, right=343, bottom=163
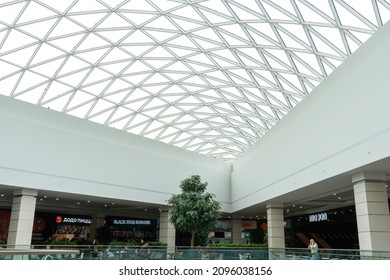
left=44, top=196, right=47, bottom=198
left=104, top=204, right=107, bottom=207
left=87, top=200, right=91, bottom=203
left=77, top=202, right=80, bottom=205
left=56, top=198, right=59, bottom=200
left=0, top=194, right=4, bottom=197
left=39, top=198, right=43, bottom=201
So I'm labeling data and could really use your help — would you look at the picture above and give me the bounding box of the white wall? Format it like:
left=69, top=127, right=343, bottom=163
left=0, top=96, right=231, bottom=211
left=231, top=21, right=390, bottom=212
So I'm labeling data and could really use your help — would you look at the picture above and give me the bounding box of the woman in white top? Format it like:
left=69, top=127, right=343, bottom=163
left=308, top=239, right=319, bottom=260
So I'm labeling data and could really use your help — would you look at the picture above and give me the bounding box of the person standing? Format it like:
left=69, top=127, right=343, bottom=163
left=308, top=239, right=319, bottom=260
left=138, top=239, right=151, bottom=259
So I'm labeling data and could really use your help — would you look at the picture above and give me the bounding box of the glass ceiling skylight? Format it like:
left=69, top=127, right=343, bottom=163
left=1, top=0, right=389, bottom=159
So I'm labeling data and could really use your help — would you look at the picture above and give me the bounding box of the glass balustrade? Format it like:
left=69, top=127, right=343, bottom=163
left=1, top=245, right=390, bottom=260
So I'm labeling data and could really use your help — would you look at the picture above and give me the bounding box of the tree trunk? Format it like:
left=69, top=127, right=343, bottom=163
left=190, top=229, right=196, bottom=247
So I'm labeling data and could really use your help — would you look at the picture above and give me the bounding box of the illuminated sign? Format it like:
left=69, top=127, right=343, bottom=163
left=113, top=219, right=151, bottom=225
left=309, top=212, right=328, bottom=222
left=241, top=220, right=257, bottom=229
left=55, top=215, right=92, bottom=225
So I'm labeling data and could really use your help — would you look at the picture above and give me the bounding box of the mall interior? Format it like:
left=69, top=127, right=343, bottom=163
left=0, top=0, right=390, bottom=256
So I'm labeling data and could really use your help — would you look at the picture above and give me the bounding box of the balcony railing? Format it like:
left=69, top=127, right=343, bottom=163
left=0, top=248, right=80, bottom=260
left=1, top=245, right=390, bottom=260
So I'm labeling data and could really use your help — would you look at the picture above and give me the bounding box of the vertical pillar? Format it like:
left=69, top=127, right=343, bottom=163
left=90, top=214, right=106, bottom=242
left=352, top=172, right=390, bottom=257
left=231, top=215, right=242, bottom=244
left=159, top=209, right=175, bottom=257
left=7, top=188, right=37, bottom=249
left=266, top=202, right=285, bottom=259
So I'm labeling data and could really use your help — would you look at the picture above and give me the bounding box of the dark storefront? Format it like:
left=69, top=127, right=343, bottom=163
left=1, top=210, right=92, bottom=244
left=53, top=213, right=92, bottom=243
left=287, top=205, right=359, bottom=249
left=176, top=219, right=268, bottom=246
left=33, top=212, right=92, bottom=244
left=0, top=210, right=10, bottom=243
left=241, top=219, right=268, bottom=244
left=32, top=212, right=56, bottom=244
left=104, top=216, right=158, bottom=243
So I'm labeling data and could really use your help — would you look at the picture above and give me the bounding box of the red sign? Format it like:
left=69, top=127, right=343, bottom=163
left=56, top=216, right=63, bottom=223
left=241, top=220, right=257, bottom=229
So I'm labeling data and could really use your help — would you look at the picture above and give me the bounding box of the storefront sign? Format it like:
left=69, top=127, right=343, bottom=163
left=309, top=212, right=328, bottom=222
left=241, top=220, right=257, bottom=229
left=55, top=215, right=92, bottom=225
left=113, top=219, right=151, bottom=225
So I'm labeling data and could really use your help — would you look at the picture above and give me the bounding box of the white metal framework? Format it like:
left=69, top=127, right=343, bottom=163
left=1, top=0, right=389, bottom=159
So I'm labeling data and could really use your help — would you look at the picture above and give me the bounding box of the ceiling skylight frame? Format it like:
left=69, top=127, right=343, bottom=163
left=0, top=0, right=388, bottom=159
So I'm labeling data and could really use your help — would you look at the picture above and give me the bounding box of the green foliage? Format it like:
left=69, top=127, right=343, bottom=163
left=0, top=239, right=6, bottom=244
left=209, top=243, right=268, bottom=248
left=168, top=175, right=222, bottom=247
left=108, top=241, right=138, bottom=246
left=195, top=230, right=209, bottom=246
left=147, top=242, right=167, bottom=247
left=50, top=240, right=78, bottom=245
left=107, top=241, right=167, bottom=247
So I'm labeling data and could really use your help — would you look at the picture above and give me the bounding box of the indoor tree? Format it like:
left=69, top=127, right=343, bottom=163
left=168, top=175, right=222, bottom=247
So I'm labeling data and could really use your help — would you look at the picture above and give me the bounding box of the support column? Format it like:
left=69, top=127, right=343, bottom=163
left=90, top=214, right=106, bottom=243
left=7, top=188, right=37, bottom=249
left=266, top=202, right=285, bottom=259
left=231, top=215, right=242, bottom=244
left=352, top=172, right=390, bottom=257
left=159, top=209, right=175, bottom=258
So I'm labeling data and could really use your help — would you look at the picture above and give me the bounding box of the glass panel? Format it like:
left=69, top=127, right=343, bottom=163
left=0, top=0, right=388, bottom=159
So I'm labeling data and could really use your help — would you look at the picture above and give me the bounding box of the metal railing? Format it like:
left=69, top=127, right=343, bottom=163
left=268, top=247, right=390, bottom=260
left=0, top=248, right=80, bottom=260
left=1, top=245, right=390, bottom=260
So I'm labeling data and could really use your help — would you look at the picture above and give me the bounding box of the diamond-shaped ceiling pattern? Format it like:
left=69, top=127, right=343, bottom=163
left=1, top=0, right=389, bottom=159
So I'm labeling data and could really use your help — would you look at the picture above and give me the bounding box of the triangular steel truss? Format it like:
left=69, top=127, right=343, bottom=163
left=1, top=0, right=389, bottom=159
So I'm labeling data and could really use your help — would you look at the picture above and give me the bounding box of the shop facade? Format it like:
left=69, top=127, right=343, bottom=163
left=0, top=209, right=93, bottom=245
left=286, top=205, right=359, bottom=249
left=102, top=216, right=158, bottom=244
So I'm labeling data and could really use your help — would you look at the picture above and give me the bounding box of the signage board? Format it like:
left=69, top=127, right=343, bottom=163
left=309, top=212, right=328, bottom=222
left=55, top=215, right=92, bottom=225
